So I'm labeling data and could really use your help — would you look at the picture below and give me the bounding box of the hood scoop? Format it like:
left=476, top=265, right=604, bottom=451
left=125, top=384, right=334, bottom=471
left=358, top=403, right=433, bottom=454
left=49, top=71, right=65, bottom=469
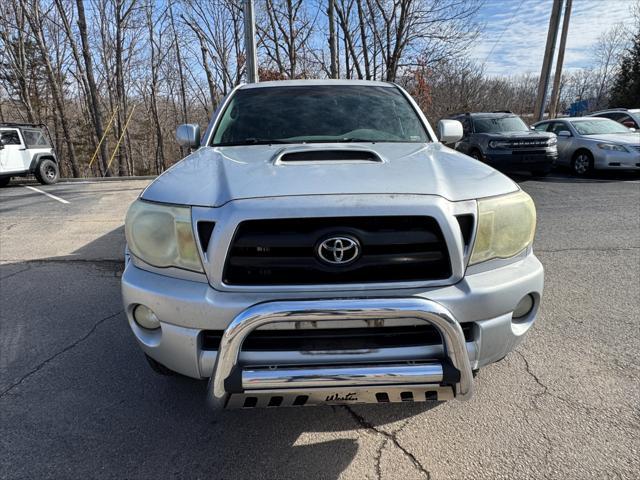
left=274, top=147, right=383, bottom=165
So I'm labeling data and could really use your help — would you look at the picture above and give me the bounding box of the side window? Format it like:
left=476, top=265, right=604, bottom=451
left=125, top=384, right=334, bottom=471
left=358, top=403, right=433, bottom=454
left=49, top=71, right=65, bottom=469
left=0, top=130, right=21, bottom=145
left=617, top=114, right=638, bottom=128
left=22, top=129, right=50, bottom=147
left=460, top=117, right=472, bottom=135
left=549, top=122, right=569, bottom=135
left=534, top=123, right=549, bottom=132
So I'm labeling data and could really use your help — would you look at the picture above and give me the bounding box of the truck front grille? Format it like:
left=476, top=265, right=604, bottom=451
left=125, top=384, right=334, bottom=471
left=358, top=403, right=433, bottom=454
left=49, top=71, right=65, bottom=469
left=508, top=139, right=549, bottom=148
left=223, top=216, right=451, bottom=285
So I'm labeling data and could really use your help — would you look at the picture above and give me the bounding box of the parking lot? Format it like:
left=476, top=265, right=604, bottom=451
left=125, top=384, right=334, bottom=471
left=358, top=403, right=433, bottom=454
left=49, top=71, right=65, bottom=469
left=1, top=174, right=639, bottom=479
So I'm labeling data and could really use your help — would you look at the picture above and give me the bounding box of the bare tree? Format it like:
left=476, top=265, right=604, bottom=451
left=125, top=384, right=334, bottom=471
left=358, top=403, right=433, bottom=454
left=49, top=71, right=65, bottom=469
left=20, top=0, right=81, bottom=176
left=593, top=23, right=627, bottom=108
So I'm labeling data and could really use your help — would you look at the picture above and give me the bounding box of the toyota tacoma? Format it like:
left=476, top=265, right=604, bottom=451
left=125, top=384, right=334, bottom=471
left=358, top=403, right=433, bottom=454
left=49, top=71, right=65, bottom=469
left=122, top=80, right=543, bottom=410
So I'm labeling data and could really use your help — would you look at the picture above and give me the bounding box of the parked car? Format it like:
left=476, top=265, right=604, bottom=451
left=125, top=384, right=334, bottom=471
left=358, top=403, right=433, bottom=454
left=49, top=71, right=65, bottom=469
left=533, top=117, right=640, bottom=176
left=442, top=111, right=557, bottom=176
left=0, top=123, right=60, bottom=187
left=588, top=108, right=640, bottom=130
left=122, top=80, right=543, bottom=410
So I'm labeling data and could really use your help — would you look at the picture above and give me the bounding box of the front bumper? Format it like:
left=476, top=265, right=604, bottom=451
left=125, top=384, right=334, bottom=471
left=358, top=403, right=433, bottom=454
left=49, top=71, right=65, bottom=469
left=208, top=298, right=473, bottom=408
left=593, top=149, right=640, bottom=170
left=485, top=150, right=557, bottom=171
left=122, top=252, right=544, bottom=407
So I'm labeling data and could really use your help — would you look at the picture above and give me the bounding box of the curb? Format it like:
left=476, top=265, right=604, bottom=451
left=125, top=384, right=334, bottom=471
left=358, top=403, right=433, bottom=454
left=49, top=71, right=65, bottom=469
left=59, top=176, right=156, bottom=182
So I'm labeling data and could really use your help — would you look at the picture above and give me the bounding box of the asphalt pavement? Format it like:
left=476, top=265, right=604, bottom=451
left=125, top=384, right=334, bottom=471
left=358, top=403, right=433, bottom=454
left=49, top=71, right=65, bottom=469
left=1, top=173, right=639, bottom=479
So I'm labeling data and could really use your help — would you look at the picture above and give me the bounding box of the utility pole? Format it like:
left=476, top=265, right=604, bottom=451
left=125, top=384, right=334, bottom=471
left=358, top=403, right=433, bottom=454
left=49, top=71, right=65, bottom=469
left=328, top=0, right=338, bottom=78
left=533, top=0, right=564, bottom=122
left=243, top=0, right=259, bottom=83
left=549, top=0, right=573, bottom=118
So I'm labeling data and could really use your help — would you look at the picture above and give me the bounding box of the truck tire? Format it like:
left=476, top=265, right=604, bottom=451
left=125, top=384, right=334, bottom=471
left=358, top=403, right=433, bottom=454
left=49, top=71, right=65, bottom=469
left=37, top=159, right=59, bottom=185
left=0, top=177, right=10, bottom=187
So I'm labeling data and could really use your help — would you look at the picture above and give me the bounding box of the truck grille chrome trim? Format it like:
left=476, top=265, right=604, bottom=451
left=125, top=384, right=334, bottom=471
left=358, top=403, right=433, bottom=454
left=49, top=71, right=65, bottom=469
left=207, top=298, right=474, bottom=409
left=242, top=362, right=443, bottom=389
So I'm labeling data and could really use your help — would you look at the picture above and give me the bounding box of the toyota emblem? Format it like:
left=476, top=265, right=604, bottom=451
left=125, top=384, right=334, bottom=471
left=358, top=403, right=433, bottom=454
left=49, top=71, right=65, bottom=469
left=316, top=235, right=361, bottom=265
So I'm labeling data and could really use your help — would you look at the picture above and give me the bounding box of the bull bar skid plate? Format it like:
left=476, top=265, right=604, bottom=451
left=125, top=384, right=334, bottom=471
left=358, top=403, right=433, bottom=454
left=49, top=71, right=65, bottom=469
left=206, top=297, right=474, bottom=409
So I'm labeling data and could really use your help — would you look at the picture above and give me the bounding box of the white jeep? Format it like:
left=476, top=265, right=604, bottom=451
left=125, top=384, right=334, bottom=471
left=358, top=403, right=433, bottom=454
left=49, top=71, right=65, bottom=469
left=0, top=123, right=60, bottom=187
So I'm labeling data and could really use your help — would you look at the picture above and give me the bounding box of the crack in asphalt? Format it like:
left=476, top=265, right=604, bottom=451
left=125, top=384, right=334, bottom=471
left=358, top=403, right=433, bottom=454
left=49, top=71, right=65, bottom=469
left=514, top=349, right=592, bottom=414
left=514, top=350, right=548, bottom=397
left=0, top=264, right=32, bottom=281
left=342, top=405, right=431, bottom=479
left=0, top=310, right=123, bottom=399
left=374, top=438, right=387, bottom=480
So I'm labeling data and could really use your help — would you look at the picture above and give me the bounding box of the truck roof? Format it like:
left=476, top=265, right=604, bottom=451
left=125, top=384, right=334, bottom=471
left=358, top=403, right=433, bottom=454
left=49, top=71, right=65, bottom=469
left=238, top=79, right=394, bottom=89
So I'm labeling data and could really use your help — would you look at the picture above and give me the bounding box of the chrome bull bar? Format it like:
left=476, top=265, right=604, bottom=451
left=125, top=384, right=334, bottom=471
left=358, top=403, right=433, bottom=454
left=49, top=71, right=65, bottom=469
left=207, top=298, right=474, bottom=409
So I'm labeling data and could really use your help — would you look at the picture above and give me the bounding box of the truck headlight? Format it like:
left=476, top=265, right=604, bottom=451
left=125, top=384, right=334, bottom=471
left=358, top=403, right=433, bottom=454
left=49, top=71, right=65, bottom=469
left=125, top=200, right=203, bottom=272
left=597, top=143, right=627, bottom=152
left=469, top=190, right=536, bottom=265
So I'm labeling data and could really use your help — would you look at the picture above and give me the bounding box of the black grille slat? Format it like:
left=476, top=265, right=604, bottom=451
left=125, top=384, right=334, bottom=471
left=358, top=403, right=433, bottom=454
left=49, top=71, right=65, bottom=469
left=201, top=324, right=475, bottom=351
left=228, top=251, right=444, bottom=268
left=232, top=230, right=441, bottom=248
left=224, top=216, right=451, bottom=286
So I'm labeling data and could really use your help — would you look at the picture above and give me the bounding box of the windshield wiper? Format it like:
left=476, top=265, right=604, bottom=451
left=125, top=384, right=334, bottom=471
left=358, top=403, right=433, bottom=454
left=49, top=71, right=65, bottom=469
left=304, top=138, right=380, bottom=143
left=214, top=138, right=292, bottom=146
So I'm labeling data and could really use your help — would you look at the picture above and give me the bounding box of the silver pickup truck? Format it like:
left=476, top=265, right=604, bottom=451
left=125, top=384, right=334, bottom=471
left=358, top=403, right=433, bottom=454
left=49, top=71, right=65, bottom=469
left=121, top=80, right=543, bottom=410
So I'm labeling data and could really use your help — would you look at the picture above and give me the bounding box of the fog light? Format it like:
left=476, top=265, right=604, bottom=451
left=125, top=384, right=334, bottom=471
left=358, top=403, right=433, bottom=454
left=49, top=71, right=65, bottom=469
left=513, top=294, right=534, bottom=319
left=133, top=305, right=160, bottom=330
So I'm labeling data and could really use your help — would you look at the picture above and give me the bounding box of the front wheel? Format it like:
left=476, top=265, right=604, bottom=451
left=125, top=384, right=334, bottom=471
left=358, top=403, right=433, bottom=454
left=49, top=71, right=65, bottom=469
left=571, top=152, right=593, bottom=176
left=0, top=177, right=10, bottom=187
left=37, top=159, right=59, bottom=185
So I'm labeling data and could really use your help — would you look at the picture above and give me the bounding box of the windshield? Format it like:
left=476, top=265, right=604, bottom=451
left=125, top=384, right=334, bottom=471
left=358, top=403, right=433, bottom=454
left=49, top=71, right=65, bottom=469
left=473, top=116, right=529, bottom=133
left=571, top=119, right=633, bottom=135
left=211, top=85, right=429, bottom=146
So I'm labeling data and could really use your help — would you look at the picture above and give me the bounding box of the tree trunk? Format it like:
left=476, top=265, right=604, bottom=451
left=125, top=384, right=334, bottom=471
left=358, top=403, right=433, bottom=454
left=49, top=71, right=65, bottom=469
left=76, top=0, right=110, bottom=175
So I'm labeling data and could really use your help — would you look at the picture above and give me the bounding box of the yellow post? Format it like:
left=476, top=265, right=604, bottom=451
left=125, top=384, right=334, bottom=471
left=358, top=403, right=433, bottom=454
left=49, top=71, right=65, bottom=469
left=87, top=107, right=118, bottom=173
left=105, top=105, right=136, bottom=175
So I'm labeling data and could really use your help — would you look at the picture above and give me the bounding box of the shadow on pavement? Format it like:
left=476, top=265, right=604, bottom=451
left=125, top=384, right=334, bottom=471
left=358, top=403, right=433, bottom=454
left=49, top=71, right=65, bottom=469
left=1, top=227, right=442, bottom=479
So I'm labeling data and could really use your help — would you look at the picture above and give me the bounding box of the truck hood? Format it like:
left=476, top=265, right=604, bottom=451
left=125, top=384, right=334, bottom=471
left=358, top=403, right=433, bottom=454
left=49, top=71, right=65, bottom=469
left=483, top=131, right=554, bottom=139
left=141, top=143, right=518, bottom=207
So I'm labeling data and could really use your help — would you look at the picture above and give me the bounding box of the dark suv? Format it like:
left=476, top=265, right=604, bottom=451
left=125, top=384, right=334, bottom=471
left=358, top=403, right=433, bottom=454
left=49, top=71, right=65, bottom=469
left=443, top=112, right=558, bottom=176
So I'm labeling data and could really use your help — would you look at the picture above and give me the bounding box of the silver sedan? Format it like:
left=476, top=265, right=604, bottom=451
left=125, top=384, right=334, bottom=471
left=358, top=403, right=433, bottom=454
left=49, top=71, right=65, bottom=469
left=533, top=117, right=640, bottom=175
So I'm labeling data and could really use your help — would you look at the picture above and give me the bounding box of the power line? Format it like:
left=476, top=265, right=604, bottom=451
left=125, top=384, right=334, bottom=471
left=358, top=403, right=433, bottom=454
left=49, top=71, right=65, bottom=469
left=483, top=0, right=527, bottom=66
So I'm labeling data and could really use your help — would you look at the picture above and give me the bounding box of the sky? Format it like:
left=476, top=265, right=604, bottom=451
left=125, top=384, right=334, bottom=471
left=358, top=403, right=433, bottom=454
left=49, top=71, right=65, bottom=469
left=470, top=0, right=637, bottom=76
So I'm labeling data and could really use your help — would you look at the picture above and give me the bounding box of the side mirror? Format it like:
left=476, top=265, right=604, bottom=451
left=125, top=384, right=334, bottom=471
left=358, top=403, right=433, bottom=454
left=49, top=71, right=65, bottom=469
left=176, top=124, right=201, bottom=149
left=437, top=119, right=463, bottom=145
left=557, top=130, right=571, bottom=137
left=530, top=125, right=536, bottom=130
